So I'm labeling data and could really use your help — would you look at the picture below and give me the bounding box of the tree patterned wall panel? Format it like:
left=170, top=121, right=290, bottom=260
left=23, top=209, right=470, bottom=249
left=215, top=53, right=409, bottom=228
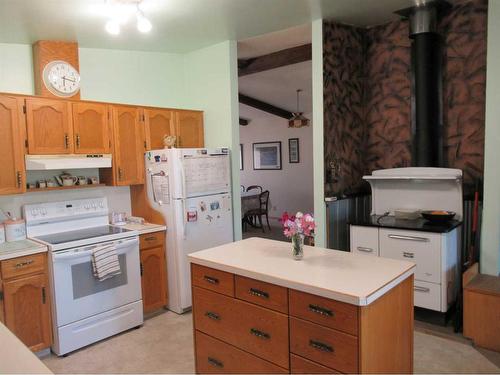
left=441, top=0, right=487, bottom=191
left=323, top=0, right=487, bottom=197
left=364, top=20, right=412, bottom=175
left=323, top=22, right=366, bottom=196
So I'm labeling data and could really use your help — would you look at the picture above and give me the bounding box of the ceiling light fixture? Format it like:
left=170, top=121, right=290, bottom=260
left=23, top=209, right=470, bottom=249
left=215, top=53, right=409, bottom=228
left=289, top=89, right=310, bottom=128
left=103, top=0, right=152, bottom=35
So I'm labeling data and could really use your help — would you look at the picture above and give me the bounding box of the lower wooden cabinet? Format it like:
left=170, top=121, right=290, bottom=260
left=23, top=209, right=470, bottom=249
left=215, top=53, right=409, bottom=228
left=0, top=252, right=52, bottom=352
left=139, top=232, right=168, bottom=313
left=191, top=263, right=414, bottom=374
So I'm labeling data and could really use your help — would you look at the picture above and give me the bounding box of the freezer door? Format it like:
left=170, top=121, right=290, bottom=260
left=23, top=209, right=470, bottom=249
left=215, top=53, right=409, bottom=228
left=167, top=193, right=233, bottom=313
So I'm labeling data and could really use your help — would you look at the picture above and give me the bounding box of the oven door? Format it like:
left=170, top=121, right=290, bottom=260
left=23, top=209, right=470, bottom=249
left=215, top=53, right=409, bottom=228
left=51, top=237, right=142, bottom=327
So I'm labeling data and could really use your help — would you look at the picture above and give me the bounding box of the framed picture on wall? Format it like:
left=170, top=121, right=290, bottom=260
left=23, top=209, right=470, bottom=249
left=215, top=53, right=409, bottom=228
left=289, top=138, right=300, bottom=163
left=253, top=141, right=282, bottom=170
left=240, top=144, right=244, bottom=170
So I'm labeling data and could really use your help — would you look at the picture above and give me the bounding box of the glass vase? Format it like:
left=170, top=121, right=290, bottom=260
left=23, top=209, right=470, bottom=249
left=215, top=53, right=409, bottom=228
left=291, top=233, right=305, bottom=260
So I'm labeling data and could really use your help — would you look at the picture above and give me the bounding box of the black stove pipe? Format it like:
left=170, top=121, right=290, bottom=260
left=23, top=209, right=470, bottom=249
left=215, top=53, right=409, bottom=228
left=396, top=1, right=450, bottom=167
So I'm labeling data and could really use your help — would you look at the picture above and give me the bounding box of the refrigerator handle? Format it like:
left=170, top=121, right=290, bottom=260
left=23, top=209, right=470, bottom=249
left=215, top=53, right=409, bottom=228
left=179, top=158, right=187, bottom=199
left=182, top=198, right=187, bottom=239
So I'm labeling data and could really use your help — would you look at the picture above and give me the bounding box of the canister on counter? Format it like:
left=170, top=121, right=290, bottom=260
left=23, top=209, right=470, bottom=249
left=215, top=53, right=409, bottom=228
left=0, top=223, right=5, bottom=244
left=4, top=218, right=26, bottom=242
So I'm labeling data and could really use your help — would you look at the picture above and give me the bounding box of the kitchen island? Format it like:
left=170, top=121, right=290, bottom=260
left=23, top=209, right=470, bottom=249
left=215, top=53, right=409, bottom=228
left=188, top=237, right=416, bottom=374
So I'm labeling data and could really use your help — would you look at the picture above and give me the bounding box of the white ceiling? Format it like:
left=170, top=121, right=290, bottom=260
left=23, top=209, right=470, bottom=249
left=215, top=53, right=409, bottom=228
left=0, top=0, right=445, bottom=53
left=238, top=24, right=312, bottom=121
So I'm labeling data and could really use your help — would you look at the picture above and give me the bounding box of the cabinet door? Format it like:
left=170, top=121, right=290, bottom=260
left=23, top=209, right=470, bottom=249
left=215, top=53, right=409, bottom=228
left=72, top=102, right=110, bottom=154
left=175, top=110, right=204, bottom=148
left=112, top=106, right=145, bottom=185
left=144, top=109, right=175, bottom=150
left=350, top=226, right=379, bottom=256
left=26, top=97, right=72, bottom=154
left=0, top=96, right=25, bottom=194
left=140, top=246, right=167, bottom=313
left=3, top=273, right=52, bottom=351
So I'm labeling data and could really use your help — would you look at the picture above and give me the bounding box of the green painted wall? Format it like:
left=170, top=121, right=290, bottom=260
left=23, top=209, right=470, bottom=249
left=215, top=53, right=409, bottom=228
left=481, top=2, right=500, bottom=276
left=0, top=43, right=187, bottom=108
left=183, top=41, right=242, bottom=240
left=312, top=19, right=326, bottom=247
left=0, top=43, right=34, bottom=94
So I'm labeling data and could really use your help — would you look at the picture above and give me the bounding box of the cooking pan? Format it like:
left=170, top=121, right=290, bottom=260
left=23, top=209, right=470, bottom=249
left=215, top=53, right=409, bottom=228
left=421, top=210, right=456, bottom=223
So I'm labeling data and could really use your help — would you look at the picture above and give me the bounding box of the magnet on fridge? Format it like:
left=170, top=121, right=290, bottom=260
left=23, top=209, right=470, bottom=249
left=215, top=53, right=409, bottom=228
left=154, top=155, right=161, bottom=162
left=161, top=154, right=168, bottom=162
left=199, top=201, right=207, bottom=212
left=187, top=210, right=198, bottom=222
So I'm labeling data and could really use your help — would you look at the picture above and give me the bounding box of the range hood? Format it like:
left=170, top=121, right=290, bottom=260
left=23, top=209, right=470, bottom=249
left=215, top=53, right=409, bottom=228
left=25, top=154, right=112, bottom=170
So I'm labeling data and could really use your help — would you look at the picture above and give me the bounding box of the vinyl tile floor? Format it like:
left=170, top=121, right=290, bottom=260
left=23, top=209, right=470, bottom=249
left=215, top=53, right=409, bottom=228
left=42, top=310, right=500, bottom=374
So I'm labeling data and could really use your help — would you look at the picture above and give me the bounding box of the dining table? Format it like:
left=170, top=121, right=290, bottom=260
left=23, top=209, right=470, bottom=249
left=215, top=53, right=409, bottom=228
left=241, top=190, right=261, bottom=217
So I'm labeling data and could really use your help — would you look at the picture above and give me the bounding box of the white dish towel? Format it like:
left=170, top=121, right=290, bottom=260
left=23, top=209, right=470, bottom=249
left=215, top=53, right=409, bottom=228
left=91, top=243, right=121, bottom=281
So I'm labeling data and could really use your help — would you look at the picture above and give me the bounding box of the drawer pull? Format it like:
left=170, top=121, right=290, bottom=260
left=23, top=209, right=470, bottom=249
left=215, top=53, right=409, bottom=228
left=403, top=251, right=415, bottom=258
left=414, top=286, right=431, bottom=293
left=249, top=328, right=270, bottom=340
left=207, top=357, right=224, bottom=368
left=14, top=259, right=34, bottom=268
left=203, top=275, right=219, bottom=285
left=357, top=246, right=374, bottom=253
left=144, top=236, right=157, bottom=241
left=309, top=339, right=334, bottom=353
left=205, top=311, right=221, bottom=321
left=308, top=304, right=334, bottom=317
left=388, top=234, right=429, bottom=242
left=249, top=288, right=269, bottom=299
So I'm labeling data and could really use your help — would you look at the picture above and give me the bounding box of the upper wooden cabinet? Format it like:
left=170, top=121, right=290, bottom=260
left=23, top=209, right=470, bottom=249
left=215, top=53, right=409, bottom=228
left=175, top=111, right=204, bottom=148
left=111, top=105, right=145, bottom=185
left=72, top=102, right=110, bottom=154
left=0, top=95, right=25, bottom=195
left=144, top=109, right=174, bottom=151
left=25, top=97, right=73, bottom=154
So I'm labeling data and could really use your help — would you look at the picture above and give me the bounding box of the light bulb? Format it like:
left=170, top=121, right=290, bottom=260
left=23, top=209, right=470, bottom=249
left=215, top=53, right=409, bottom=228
left=105, top=19, right=120, bottom=35
left=137, top=13, right=152, bottom=33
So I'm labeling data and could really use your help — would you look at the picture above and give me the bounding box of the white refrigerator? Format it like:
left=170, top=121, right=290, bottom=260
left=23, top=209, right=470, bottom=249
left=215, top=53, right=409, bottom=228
left=144, top=148, right=234, bottom=314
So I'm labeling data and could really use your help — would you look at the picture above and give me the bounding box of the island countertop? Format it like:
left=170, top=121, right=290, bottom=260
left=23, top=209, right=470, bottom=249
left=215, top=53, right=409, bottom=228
left=188, top=237, right=415, bottom=306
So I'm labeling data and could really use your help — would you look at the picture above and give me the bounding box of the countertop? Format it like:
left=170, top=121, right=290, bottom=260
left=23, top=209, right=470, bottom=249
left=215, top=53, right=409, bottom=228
left=188, top=237, right=415, bottom=306
left=112, top=222, right=167, bottom=235
left=0, top=323, right=52, bottom=374
left=349, top=215, right=462, bottom=233
left=0, top=239, right=48, bottom=261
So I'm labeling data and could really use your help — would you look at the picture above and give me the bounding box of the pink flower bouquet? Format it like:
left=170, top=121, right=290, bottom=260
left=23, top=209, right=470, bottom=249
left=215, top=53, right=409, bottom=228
left=281, top=211, right=315, bottom=239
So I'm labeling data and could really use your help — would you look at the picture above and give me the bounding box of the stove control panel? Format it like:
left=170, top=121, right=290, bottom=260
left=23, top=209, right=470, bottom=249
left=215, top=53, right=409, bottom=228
left=24, top=198, right=109, bottom=223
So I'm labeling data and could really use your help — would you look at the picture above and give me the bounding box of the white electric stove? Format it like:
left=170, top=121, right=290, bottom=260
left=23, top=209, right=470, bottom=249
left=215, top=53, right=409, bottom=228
left=24, top=198, right=143, bottom=356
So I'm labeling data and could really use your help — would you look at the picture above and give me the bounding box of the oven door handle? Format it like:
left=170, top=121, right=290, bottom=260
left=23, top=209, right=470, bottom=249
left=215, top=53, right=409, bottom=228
left=53, top=237, right=139, bottom=261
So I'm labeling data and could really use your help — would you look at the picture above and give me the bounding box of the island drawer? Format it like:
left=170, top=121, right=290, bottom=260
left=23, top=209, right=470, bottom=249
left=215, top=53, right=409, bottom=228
left=291, top=354, right=340, bottom=374
left=139, top=232, right=165, bottom=250
left=191, top=264, right=234, bottom=297
left=195, top=330, right=288, bottom=374
left=290, top=317, right=358, bottom=374
left=379, top=228, right=441, bottom=284
left=1, top=253, right=46, bottom=280
left=235, top=275, right=288, bottom=313
left=193, top=286, right=290, bottom=369
left=289, top=289, right=358, bottom=336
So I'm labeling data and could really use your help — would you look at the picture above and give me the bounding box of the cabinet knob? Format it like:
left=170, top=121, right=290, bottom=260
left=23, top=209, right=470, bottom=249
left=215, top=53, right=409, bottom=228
left=16, top=171, right=22, bottom=188
left=308, top=304, right=334, bottom=317
left=249, top=328, right=270, bottom=340
left=118, top=168, right=123, bottom=180
left=76, top=134, right=81, bottom=148
left=249, top=288, right=269, bottom=299
left=64, top=134, right=70, bottom=149
left=203, top=275, right=219, bottom=285
left=207, top=357, right=224, bottom=368
left=309, top=339, right=334, bottom=353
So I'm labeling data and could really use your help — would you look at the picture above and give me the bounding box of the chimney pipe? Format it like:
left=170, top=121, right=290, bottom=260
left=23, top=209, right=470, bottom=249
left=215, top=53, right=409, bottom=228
left=396, top=1, right=450, bottom=167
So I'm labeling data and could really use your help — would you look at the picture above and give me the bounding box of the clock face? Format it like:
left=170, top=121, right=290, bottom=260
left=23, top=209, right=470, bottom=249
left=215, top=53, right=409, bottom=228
left=42, top=60, right=81, bottom=97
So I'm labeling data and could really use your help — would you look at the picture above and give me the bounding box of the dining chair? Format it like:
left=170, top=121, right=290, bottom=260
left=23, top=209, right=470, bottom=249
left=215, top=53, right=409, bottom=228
left=246, top=190, right=270, bottom=232
left=240, top=185, right=245, bottom=192
left=246, top=185, right=263, bottom=193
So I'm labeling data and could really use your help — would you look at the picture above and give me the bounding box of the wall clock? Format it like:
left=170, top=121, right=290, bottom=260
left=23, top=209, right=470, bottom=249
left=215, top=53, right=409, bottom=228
left=33, top=40, right=81, bottom=99
left=42, top=60, right=81, bottom=97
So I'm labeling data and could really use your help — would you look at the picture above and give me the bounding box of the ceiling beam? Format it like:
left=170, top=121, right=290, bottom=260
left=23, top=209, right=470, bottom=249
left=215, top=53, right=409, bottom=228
left=239, top=93, right=293, bottom=120
left=239, top=118, right=249, bottom=126
left=238, top=43, right=312, bottom=77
